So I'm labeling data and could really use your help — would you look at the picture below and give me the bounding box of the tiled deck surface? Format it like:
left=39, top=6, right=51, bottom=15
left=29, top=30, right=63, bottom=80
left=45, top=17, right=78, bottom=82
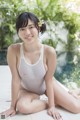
left=0, top=65, right=80, bottom=120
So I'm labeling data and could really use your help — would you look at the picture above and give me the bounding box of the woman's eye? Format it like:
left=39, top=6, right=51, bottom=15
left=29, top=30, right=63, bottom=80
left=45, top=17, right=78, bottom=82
left=29, top=26, right=35, bottom=29
left=20, top=28, right=25, bottom=31
left=30, top=27, right=33, bottom=29
left=19, top=27, right=26, bottom=31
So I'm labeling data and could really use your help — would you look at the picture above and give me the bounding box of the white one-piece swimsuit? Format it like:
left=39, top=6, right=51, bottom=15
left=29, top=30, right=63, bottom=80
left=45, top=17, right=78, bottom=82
left=18, top=43, right=46, bottom=95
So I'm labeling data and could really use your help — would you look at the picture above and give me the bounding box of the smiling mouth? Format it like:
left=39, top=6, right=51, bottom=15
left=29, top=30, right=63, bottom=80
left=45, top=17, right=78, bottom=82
left=25, top=35, right=32, bottom=38
left=25, top=36, right=33, bottom=40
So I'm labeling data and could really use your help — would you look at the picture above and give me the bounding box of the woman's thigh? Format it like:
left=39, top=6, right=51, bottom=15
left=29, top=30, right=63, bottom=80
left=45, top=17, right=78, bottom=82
left=16, top=89, right=48, bottom=114
left=52, top=79, right=80, bottom=113
left=18, top=88, right=40, bottom=101
left=17, top=89, right=40, bottom=111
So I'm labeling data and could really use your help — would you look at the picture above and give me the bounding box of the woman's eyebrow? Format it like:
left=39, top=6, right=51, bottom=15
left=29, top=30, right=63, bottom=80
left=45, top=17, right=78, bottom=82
left=28, top=24, right=35, bottom=26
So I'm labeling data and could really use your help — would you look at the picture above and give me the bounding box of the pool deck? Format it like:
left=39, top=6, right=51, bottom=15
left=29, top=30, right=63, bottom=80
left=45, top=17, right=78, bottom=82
left=0, top=65, right=80, bottom=120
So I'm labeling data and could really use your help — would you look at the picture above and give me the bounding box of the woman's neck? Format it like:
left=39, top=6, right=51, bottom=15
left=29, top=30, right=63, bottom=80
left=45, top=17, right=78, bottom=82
left=23, top=42, right=42, bottom=53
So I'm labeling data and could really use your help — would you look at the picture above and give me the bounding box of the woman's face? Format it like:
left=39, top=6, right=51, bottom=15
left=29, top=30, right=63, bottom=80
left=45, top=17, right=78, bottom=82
left=18, top=19, right=39, bottom=44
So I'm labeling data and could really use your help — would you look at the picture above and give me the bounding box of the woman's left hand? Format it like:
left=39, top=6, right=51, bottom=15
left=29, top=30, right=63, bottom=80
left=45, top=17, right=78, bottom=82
left=47, top=106, right=63, bottom=120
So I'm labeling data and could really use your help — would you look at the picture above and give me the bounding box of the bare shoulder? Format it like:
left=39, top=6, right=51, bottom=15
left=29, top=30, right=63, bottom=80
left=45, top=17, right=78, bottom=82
left=8, top=43, right=21, bottom=53
left=7, top=43, right=22, bottom=65
left=43, top=44, right=56, bottom=58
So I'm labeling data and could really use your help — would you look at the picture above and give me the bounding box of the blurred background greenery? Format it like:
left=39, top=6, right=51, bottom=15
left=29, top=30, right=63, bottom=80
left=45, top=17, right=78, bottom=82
left=0, top=0, right=80, bottom=88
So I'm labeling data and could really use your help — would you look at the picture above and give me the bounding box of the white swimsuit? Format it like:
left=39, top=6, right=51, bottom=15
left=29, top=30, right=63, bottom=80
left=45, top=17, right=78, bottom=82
left=18, top=43, right=46, bottom=95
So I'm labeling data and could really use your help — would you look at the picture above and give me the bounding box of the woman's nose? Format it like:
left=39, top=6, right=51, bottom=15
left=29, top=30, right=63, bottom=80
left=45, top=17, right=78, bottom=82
left=25, top=28, right=31, bottom=35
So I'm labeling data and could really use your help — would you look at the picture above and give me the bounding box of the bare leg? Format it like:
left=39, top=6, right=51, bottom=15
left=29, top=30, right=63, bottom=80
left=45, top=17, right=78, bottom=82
left=57, top=81, right=80, bottom=99
left=16, top=89, right=48, bottom=114
left=17, top=80, right=80, bottom=114
left=51, top=79, right=80, bottom=113
left=68, top=89, right=80, bottom=100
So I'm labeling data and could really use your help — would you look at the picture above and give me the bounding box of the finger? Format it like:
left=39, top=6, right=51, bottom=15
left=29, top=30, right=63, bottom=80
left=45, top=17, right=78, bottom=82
left=56, top=113, right=62, bottom=119
left=5, top=111, right=12, bottom=117
left=0, top=110, right=7, bottom=115
left=5, top=110, right=14, bottom=117
left=52, top=113, right=57, bottom=120
left=47, top=110, right=52, bottom=116
left=57, top=113, right=63, bottom=120
left=59, top=114, right=63, bottom=120
left=52, top=113, right=62, bottom=120
left=1, top=109, right=10, bottom=115
left=59, top=116, right=62, bottom=120
left=10, top=111, right=16, bottom=116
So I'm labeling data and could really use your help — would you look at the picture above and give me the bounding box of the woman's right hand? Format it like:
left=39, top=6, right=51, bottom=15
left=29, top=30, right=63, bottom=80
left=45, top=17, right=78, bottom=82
left=47, top=106, right=63, bottom=120
left=0, top=107, right=16, bottom=118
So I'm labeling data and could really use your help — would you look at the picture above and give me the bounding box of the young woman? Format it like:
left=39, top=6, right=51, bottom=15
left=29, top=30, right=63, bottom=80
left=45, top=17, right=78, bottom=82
left=1, top=12, right=80, bottom=120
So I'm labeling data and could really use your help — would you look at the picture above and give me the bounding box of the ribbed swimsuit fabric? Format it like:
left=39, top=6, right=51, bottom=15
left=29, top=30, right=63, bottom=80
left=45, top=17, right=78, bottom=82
left=18, top=43, right=46, bottom=95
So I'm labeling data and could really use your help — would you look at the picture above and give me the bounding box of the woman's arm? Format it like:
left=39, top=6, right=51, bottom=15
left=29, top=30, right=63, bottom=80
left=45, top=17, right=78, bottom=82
left=44, top=46, right=56, bottom=108
left=0, top=44, right=21, bottom=117
left=7, top=45, right=21, bottom=110
left=44, top=46, right=62, bottom=119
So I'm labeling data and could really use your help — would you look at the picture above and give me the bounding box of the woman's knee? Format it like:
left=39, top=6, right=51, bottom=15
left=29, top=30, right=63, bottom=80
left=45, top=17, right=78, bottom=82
left=16, top=99, right=32, bottom=114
